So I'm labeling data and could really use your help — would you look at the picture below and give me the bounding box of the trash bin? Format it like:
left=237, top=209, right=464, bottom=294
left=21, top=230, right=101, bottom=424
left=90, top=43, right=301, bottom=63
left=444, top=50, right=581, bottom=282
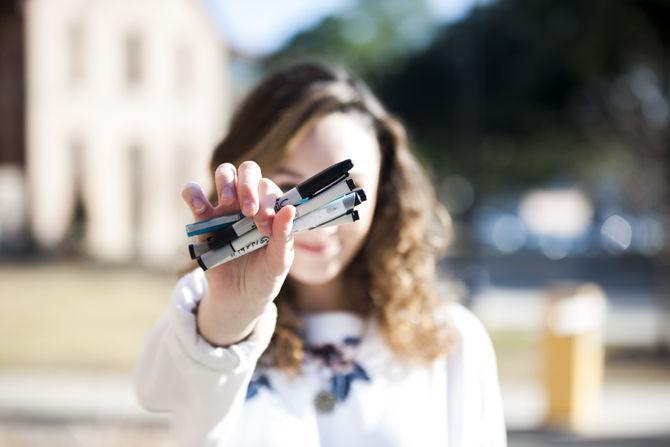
left=542, top=281, right=607, bottom=432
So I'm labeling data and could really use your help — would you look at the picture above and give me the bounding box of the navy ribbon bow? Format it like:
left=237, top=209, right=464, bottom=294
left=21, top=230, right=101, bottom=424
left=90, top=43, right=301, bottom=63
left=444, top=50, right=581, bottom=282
left=246, top=373, right=272, bottom=400
left=245, top=336, right=371, bottom=403
left=307, top=336, right=371, bottom=402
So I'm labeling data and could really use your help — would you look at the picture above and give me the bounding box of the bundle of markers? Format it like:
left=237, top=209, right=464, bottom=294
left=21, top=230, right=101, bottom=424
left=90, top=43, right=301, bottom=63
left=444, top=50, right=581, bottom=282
left=186, top=159, right=366, bottom=271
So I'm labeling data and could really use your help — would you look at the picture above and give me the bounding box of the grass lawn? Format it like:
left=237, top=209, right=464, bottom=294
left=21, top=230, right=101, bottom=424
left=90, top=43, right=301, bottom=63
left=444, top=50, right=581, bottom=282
left=0, top=260, right=548, bottom=376
left=0, top=261, right=180, bottom=371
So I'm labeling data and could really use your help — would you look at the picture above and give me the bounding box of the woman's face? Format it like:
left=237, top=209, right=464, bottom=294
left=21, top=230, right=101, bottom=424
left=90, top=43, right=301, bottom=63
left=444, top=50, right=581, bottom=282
left=270, top=112, right=381, bottom=285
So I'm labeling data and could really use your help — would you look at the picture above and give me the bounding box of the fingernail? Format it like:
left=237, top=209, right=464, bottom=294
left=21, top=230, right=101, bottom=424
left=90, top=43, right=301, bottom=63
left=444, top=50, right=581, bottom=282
left=243, top=200, right=255, bottom=214
left=223, top=186, right=234, bottom=202
left=192, top=197, right=206, bottom=213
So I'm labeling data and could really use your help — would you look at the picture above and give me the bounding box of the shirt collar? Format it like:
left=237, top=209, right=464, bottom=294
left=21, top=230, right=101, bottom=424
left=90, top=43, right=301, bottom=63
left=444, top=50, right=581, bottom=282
left=297, top=311, right=417, bottom=380
left=300, top=311, right=367, bottom=347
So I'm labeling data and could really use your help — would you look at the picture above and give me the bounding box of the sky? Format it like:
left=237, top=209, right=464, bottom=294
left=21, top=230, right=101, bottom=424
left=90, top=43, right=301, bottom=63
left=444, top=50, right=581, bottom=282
left=203, top=0, right=483, bottom=56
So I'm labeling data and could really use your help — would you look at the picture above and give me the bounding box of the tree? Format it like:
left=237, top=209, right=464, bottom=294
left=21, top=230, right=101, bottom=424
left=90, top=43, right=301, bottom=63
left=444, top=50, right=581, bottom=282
left=262, top=0, right=435, bottom=85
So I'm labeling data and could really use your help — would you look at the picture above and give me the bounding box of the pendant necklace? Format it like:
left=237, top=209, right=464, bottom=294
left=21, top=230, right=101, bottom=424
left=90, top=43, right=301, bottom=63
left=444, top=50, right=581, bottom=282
left=307, top=336, right=371, bottom=414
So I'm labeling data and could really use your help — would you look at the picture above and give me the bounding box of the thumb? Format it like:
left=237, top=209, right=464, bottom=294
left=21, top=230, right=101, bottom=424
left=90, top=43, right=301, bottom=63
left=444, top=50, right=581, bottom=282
left=262, top=204, right=295, bottom=275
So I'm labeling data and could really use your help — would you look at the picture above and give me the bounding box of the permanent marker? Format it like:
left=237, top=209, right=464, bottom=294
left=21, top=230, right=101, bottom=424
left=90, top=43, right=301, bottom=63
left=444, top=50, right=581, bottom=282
left=186, top=213, right=242, bottom=237
left=202, top=178, right=358, bottom=253
left=189, top=178, right=357, bottom=258
left=189, top=182, right=361, bottom=258
left=196, top=189, right=365, bottom=264
left=209, top=159, right=354, bottom=248
left=197, top=209, right=360, bottom=271
left=197, top=189, right=365, bottom=270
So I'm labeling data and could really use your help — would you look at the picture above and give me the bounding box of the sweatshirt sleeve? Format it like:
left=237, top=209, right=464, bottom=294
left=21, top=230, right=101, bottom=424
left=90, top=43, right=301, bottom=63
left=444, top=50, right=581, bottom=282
left=133, top=267, right=277, bottom=447
left=446, top=303, right=507, bottom=447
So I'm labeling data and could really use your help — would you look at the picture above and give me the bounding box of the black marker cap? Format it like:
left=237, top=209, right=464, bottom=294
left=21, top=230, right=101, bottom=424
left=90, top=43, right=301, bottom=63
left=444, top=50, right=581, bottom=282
left=351, top=210, right=360, bottom=222
left=296, top=159, right=353, bottom=198
left=207, top=226, right=237, bottom=250
left=197, top=257, right=208, bottom=271
left=355, top=188, right=366, bottom=202
left=188, top=244, right=196, bottom=260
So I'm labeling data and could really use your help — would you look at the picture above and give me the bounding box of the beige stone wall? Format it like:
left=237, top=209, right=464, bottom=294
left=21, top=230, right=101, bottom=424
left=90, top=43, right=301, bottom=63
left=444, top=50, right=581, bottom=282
left=25, top=0, right=230, bottom=267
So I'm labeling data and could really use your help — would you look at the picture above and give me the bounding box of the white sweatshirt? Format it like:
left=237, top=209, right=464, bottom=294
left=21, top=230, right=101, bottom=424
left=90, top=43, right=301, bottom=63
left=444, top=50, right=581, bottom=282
left=134, top=268, right=506, bottom=447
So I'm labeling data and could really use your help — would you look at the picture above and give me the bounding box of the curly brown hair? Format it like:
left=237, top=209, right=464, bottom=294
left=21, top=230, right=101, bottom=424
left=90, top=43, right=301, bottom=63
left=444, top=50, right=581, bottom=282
left=205, top=62, right=454, bottom=375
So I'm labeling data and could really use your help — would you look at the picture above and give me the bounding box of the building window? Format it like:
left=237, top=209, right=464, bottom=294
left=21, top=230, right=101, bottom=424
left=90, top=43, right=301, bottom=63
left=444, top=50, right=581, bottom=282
left=67, top=23, right=85, bottom=86
left=173, top=143, right=195, bottom=214
left=175, top=40, right=194, bottom=95
left=63, top=137, right=87, bottom=255
left=128, top=144, right=144, bottom=256
left=124, top=31, right=143, bottom=88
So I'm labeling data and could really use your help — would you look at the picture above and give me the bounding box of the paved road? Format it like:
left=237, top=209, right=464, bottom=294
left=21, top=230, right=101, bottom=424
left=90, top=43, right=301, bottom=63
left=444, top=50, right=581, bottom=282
left=2, top=420, right=668, bottom=446
left=1, top=368, right=669, bottom=446
left=508, top=430, right=670, bottom=447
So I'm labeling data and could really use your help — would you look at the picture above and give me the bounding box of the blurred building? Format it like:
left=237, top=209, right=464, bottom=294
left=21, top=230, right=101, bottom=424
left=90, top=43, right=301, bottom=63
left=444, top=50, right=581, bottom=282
left=0, top=0, right=231, bottom=266
left=0, top=2, right=27, bottom=252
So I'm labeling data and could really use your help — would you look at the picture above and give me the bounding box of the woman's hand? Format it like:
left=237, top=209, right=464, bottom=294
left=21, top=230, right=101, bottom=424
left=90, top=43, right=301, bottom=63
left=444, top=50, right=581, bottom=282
left=181, top=161, right=295, bottom=347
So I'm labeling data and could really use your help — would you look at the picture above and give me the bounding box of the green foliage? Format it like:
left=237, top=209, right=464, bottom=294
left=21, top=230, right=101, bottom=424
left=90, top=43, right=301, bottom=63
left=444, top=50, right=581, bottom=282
left=377, top=0, right=670, bottom=195
left=263, top=0, right=435, bottom=82
left=264, top=0, right=670, bottom=200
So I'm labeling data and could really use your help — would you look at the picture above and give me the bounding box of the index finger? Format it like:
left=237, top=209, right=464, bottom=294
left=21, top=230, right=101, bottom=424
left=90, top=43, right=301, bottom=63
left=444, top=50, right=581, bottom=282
left=181, top=182, right=218, bottom=243
left=214, top=163, right=240, bottom=215
left=237, top=161, right=262, bottom=217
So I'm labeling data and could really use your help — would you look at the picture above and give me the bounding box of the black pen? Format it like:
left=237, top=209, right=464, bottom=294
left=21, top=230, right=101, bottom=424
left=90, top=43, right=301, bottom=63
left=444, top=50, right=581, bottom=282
left=209, top=159, right=354, bottom=247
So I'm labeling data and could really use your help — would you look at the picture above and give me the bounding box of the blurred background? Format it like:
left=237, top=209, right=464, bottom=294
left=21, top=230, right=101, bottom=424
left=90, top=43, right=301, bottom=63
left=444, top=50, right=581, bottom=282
left=1, top=0, right=669, bottom=445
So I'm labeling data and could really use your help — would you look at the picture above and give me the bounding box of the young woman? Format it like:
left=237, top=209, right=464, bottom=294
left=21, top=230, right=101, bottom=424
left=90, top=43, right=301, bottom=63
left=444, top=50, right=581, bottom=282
left=134, top=62, right=506, bottom=446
